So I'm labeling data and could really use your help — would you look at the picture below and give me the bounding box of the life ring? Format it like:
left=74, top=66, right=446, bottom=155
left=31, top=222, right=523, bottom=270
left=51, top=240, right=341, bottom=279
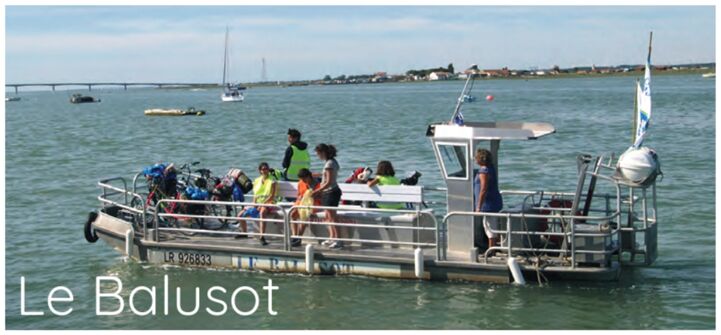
left=85, top=211, right=99, bottom=243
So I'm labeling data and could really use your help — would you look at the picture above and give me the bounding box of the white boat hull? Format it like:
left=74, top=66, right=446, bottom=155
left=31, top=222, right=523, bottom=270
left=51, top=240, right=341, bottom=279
left=221, top=93, right=244, bottom=102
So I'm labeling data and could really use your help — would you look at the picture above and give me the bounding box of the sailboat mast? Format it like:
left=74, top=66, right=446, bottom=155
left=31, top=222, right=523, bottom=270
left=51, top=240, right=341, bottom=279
left=648, top=31, right=653, bottom=62
left=632, top=79, right=638, bottom=145
left=222, top=27, right=229, bottom=86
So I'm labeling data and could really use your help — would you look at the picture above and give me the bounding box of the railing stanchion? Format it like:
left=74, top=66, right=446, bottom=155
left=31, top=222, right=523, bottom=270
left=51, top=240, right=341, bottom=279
left=154, top=201, right=160, bottom=242
left=642, top=188, right=648, bottom=230
left=571, top=215, right=576, bottom=269
left=283, top=208, right=291, bottom=251
left=435, top=213, right=442, bottom=261
left=506, top=214, right=512, bottom=256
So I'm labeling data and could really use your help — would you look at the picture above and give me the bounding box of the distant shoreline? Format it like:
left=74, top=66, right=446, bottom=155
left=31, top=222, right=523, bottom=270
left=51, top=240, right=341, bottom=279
left=5, top=68, right=713, bottom=93
left=241, top=68, right=713, bottom=89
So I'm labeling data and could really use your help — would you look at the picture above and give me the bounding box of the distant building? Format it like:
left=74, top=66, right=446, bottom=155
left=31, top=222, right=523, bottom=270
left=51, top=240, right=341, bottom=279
left=429, top=72, right=451, bottom=81
left=482, top=68, right=510, bottom=77
left=371, top=72, right=388, bottom=83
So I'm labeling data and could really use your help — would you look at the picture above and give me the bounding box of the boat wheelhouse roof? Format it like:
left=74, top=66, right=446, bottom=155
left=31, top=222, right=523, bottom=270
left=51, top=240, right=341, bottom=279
left=429, top=122, right=556, bottom=141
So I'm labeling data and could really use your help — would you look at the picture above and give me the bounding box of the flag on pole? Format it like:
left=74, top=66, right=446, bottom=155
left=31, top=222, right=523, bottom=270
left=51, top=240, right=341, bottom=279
left=633, top=36, right=652, bottom=148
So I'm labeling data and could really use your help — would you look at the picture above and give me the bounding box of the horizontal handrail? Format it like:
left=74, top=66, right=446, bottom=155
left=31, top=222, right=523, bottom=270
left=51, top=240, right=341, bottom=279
left=157, top=227, right=284, bottom=239
left=153, top=199, right=286, bottom=243
left=292, top=235, right=437, bottom=248
left=445, top=210, right=620, bottom=222
left=288, top=218, right=438, bottom=231
left=288, top=204, right=441, bottom=252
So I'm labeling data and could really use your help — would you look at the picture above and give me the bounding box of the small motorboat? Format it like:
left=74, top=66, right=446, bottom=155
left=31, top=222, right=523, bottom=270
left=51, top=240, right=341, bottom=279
left=70, top=94, right=100, bottom=104
left=144, top=107, right=206, bottom=116
left=5, top=96, right=21, bottom=102
left=702, top=73, right=715, bottom=78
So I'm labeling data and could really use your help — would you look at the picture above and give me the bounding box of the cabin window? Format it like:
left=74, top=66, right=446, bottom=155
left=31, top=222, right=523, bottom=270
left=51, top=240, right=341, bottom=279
left=437, top=143, right=468, bottom=179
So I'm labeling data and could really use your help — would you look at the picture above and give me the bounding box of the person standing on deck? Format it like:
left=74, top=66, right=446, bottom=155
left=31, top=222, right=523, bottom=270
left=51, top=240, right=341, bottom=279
left=282, top=129, right=311, bottom=181
left=311, top=143, right=343, bottom=249
left=474, top=148, right=503, bottom=250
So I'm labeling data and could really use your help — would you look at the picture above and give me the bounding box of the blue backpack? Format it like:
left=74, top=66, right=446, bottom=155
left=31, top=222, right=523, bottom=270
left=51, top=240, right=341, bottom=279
left=232, top=183, right=245, bottom=202
left=184, top=186, right=209, bottom=200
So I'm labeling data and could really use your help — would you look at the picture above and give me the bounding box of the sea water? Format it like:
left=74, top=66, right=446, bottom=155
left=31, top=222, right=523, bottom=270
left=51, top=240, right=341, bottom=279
left=4, top=75, right=715, bottom=329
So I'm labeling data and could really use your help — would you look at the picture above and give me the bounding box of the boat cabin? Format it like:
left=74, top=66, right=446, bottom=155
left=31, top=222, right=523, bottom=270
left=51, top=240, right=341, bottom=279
left=426, top=121, right=555, bottom=259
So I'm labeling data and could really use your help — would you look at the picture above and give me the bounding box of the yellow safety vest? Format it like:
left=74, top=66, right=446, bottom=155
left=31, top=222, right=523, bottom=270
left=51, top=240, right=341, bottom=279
left=286, top=145, right=311, bottom=181
left=376, top=176, right=405, bottom=210
left=253, top=176, right=277, bottom=204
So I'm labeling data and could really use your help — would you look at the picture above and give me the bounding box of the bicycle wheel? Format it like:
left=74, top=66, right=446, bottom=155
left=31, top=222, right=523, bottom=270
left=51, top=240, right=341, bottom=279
left=130, top=192, right=158, bottom=229
left=206, top=203, right=237, bottom=230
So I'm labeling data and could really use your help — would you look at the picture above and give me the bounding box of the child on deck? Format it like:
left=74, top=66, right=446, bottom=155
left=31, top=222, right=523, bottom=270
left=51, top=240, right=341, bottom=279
left=290, top=168, right=321, bottom=247
left=367, top=160, right=406, bottom=210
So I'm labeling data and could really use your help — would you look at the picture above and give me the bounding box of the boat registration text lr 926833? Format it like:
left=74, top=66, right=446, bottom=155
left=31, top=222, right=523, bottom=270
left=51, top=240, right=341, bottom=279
left=163, top=251, right=212, bottom=266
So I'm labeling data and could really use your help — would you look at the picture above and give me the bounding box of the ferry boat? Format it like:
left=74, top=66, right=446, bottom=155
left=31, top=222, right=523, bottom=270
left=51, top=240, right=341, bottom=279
left=86, top=34, right=661, bottom=284
left=86, top=122, right=659, bottom=284
left=85, top=76, right=661, bottom=284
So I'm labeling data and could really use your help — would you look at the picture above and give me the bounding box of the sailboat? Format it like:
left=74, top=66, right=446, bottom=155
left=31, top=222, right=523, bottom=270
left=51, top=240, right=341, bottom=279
left=221, top=27, right=245, bottom=102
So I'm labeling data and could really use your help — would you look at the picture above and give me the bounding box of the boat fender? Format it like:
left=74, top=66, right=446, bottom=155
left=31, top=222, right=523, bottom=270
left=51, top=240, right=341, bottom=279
left=414, top=248, right=424, bottom=279
left=507, top=258, right=526, bottom=285
left=305, top=244, right=315, bottom=274
left=84, top=211, right=99, bottom=243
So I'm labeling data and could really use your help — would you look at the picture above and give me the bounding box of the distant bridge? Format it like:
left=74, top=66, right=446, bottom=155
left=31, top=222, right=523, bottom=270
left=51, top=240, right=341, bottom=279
left=5, top=82, right=220, bottom=94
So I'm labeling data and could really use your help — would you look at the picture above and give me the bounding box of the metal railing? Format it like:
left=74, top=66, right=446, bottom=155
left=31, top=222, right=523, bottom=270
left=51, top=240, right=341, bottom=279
left=98, top=178, right=446, bottom=260
left=98, top=177, right=148, bottom=236
left=444, top=209, right=621, bottom=267
left=134, top=198, right=444, bottom=258
left=288, top=205, right=442, bottom=259
left=152, top=199, right=286, bottom=243
left=441, top=172, right=623, bottom=267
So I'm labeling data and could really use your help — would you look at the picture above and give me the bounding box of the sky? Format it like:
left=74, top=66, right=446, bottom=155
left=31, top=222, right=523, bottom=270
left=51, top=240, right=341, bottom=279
left=4, top=5, right=716, bottom=83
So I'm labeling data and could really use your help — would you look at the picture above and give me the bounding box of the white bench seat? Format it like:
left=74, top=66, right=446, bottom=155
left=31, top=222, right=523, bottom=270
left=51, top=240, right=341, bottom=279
left=253, top=181, right=435, bottom=248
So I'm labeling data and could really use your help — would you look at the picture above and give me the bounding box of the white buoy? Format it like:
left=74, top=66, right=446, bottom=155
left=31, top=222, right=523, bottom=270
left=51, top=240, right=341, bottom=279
left=414, top=248, right=424, bottom=279
left=125, top=228, right=134, bottom=258
left=617, top=146, right=660, bottom=184
left=305, top=244, right=315, bottom=274
left=507, top=258, right=526, bottom=285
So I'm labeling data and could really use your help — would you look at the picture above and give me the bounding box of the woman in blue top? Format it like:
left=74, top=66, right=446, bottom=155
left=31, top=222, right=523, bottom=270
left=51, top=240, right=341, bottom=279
left=474, top=148, right=503, bottom=248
